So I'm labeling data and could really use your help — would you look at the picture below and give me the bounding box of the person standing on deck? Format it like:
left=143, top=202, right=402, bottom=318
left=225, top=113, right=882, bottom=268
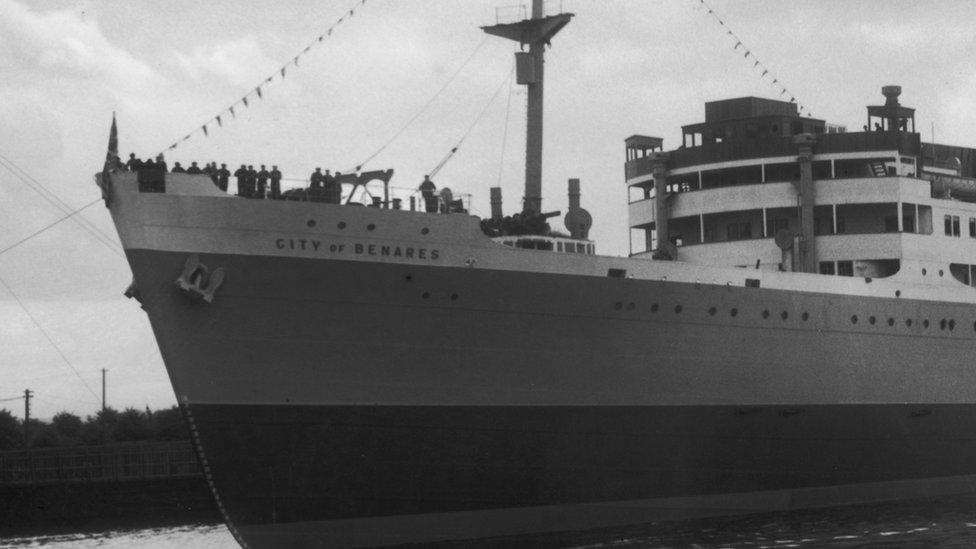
left=187, top=161, right=202, bottom=174
left=309, top=168, right=324, bottom=202
left=216, top=163, right=231, bottom=192
left=270, top=165, right=282, bottom=199
left=323, top=169, right=339, bottom=204
left=257, top=165, right=270, bottom=199
left=126, top=153, right=142, bottom=172
left=419, top=175, right=437, bottom=213
left=171, top=162, right=186, bottom=173
left=246, top=165, right=258, bottom=198
left=234, top=164, right=248, bottom=196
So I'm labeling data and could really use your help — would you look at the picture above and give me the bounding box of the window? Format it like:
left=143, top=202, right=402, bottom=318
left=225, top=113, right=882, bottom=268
left=945, top=215, right=961, bottom=237
left=837, top=261, right=854, bottom=277
left=836, top=216, right=846, bottom=234
left=970, top=217, right=975, bottom=238
left=819, top=262, right=836, bottom=275
left=884, top=215, right=899, bottom=233
left=727, top=222, right=752, bottom=241
left=903, top=214, right=915, bottom=233
left=766, top=218, right=789, bottom=237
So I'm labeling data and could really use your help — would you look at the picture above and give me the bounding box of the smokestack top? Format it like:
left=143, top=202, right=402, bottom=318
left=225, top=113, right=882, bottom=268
left=882, top=85, right=901, bottom=106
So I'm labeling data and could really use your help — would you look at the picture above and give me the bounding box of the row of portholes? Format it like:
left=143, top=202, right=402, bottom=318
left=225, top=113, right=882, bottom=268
left=850, top=315, right=963, bottom=332
left=612, top=301, right=976, bottom=333
left=307, top=219, right=431, bottom=235
left=421, top=291, right=459, bottom=301
left=614, top=301, right=811, bottom=323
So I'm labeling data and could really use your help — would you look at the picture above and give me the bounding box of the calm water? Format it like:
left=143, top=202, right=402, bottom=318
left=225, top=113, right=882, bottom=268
left=4, top=496, right=976, bottom=548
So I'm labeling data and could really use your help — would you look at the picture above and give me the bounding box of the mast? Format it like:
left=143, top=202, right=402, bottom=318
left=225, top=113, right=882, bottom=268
left=482, top=0, right=573, bottom=214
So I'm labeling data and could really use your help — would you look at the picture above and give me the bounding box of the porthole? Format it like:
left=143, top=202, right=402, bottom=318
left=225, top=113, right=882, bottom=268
left=762, top=309, right=770, bottom=319
left=451, top=293, right=459, bottom=301
left=922, top=268, right=927, bottom=276
left=422, top=292, right=430, bottom=299
left=895, top=290, right=901, bottom=297
left=869, top=316, right=876, bottom=325
left=708, top=307, right=717, bottom=316
left=939, top=270, right=944, bottom=277
left=923, top=319, right=930, bottom=328
left=651, top=303, right=660, bottom=312
left=626, top=302, right=635, bottom=311
left=887, top=318, right=895, bottom=327
left=674, top=305, right=683, bottom=313
left=404, top=274, right=413, bottom=282
left=614, top=302, right=623, bottom=310
left=367, top=223, right=376, bottom=231
left=940, top=319, right=947, bottom=330
left=730, top=308, right=739, bottom=317
left=949, top=319, right=956, bottom=331
left=306, top=219, right=316, bottom=228
left=337, top=221, right=347, bottom=229
left=421, top=227, right=430, bottom=235
left=801, top=312, right=809, bottom=321
left=906, top=319, right=913, bottom=327
left=851, top=315, right=858, bottom=324
left=780, top=311, right=788, bottom=320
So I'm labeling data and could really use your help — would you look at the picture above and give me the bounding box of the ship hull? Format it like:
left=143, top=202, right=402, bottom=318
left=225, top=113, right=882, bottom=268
left=192, top=402, right=976, bottom=548
left=123, top=243, right=976, bottom=547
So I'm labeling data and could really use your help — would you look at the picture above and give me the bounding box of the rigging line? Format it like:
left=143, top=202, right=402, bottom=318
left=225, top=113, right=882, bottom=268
left=428, top=62, right=514, bottom=178
left=351, top=34, right=492, bottom=173
left=495, top=62, right=517, bottom=187
left=0, top=198, right=102, bottom=258
left=0, top=154, right=124, bottom=257
left=0, top=154, right=122, bottom=255
left=0, top=395, right=24, bottom=402
left=0, top=274, right=101, bottom=405
left=158, top=0, right=372, bottom=156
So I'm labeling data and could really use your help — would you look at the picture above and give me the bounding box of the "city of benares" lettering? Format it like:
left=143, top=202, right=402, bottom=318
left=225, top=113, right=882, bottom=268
left=274, top=238, right=440, bottom=260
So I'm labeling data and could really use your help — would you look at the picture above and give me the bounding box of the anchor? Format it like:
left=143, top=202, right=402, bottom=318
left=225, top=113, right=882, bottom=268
left=175, top=254, right=225, bottom=303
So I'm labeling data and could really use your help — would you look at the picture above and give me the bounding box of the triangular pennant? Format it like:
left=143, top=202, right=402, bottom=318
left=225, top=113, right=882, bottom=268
left=772, top=79, right=778, bottom=85
left=230, top=105, right=236, bottom=118
left=183, top=134, right=191, bottom=141
left=761, top=69, right=769, bottom=77
left=266, top=76, right=273, bottom=83
left=349, top=8, right=354, bottom=16
left=790, top=96, right=796, bottom=102
left=744, top=50, right=750, bottom=58
left=294, top=55, right=299, bottom=66
left=281, top=66, right=287, bottom=78
left=733, top=41, right=741, bottom=50
left=216, top=115, right=222, bottom=127
left=780, top=89, right=787, bottom=96
left=202, top=124, right=208, bottom=137
left=338, top=16, right=344, bottom=23
left=256, top=86, right=263, bottom=99
left=304, top=46, right=311, bottom=53
left=168, top=143, right=178, bottom=150
left=243, top=96, right=249, bottom=107
left=753, top=60, right=760, bottom=68
left=327, top=27, right=333, bottom=36
left=318, top=35, right=324, bottom=42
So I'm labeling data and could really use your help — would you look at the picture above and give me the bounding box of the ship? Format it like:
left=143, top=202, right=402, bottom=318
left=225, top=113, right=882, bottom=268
left=96, top=2, right=976, bottom=548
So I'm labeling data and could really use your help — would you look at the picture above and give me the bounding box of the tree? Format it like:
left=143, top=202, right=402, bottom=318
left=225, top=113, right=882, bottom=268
left=0, top=409, right=20, bottom=450
left=51, top=411, right=84, bottom=445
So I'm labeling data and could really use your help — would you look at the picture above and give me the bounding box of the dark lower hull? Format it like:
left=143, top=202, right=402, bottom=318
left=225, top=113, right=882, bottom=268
left=190, top=403, right=976, bottom=547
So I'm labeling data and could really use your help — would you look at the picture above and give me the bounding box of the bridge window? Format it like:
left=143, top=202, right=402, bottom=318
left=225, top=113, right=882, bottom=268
left=819, top=262, right=836, bottom=275
left=945, top=215, right=961, bottom=237
left=838, top=261, right=854, bottom=277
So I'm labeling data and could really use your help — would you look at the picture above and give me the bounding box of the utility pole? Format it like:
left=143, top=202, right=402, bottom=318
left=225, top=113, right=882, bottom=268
left=23, top=389, right=32, bottom=447
left=101, top=368, right=107, bottom=412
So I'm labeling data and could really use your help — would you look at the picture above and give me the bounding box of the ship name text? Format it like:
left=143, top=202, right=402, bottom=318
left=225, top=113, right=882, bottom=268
left=274, top=238, right=440, bottom=260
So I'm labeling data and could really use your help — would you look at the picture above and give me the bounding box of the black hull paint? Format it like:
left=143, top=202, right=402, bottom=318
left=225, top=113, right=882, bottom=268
left=192, top=403, right=976, bottom=528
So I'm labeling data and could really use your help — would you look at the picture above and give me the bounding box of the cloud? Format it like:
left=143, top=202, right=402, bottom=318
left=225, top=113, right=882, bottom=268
left=0, top=0, right=154, bottom=87
left=175, top=37, right=279, bottom=88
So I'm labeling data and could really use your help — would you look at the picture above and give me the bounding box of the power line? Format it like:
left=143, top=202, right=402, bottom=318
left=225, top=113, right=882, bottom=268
left=0, top=274, right=101, bottom=405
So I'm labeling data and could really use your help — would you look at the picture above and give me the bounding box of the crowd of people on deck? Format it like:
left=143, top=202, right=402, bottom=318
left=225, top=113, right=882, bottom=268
left=121, top=153, right=462, bottom=211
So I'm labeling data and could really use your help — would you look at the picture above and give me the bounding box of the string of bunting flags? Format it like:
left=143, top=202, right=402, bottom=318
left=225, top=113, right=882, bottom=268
left=694, top=0, right=812, bottom=118
left=159, top=0, right=369, bottom=156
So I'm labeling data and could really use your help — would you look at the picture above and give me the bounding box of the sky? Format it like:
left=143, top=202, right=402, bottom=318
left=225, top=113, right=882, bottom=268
left=2, top=0, right=976, bottom=419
